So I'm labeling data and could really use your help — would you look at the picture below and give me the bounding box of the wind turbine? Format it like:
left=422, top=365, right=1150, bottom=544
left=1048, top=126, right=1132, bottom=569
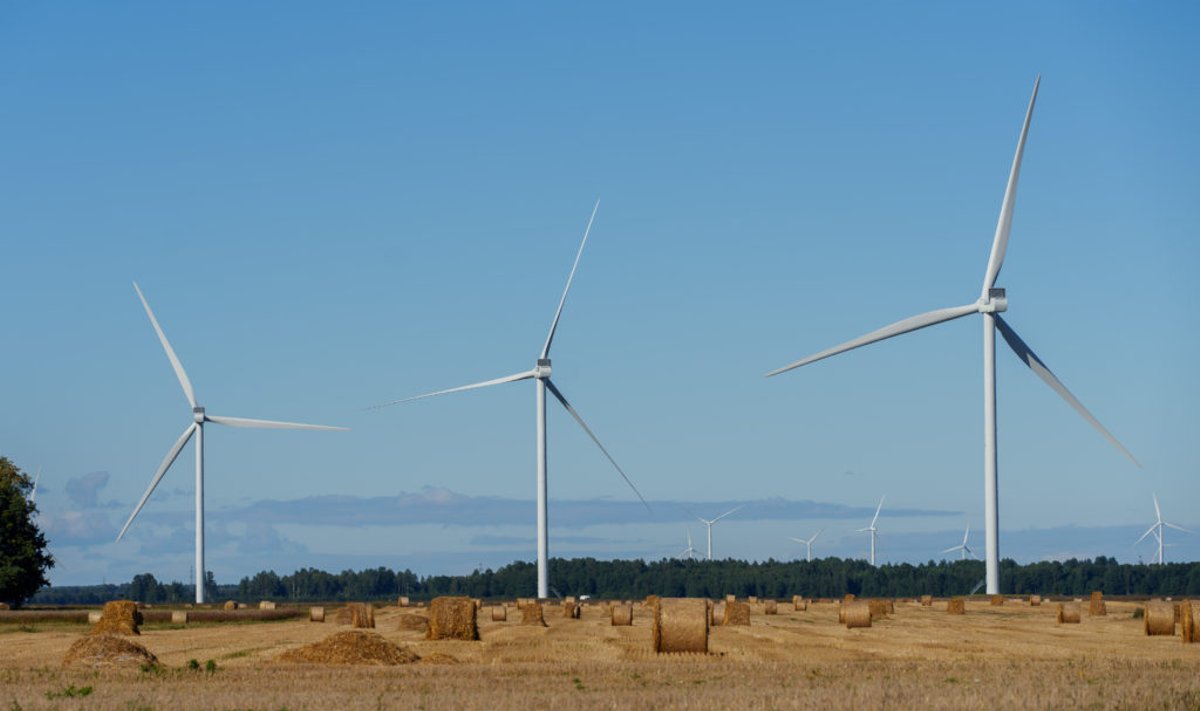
left=942, top=523, right=976, bottom=560
left=30, top=466, right=41, bottom=506
left=789, top=529, right=822, bottom=562
left=696, top=505, right=742, bottom=561
left=680, top=528, right=698, bottom=560
left=117, top=282, right=347, bottom=604
left=1135, top=493, right=1190, bottom=565
left=857, top=496, right=884, bottom=565
left=369, top=202, right=648, bottom=599
left=766, top=77, right=1139, bottom=594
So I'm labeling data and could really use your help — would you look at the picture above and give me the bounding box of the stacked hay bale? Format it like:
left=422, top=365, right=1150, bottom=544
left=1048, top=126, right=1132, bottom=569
left=1057, top=602, right=1081, bottom=624
left=947, top=598, right=965, bottom=615
left=1144, top=601, right=1176, bottom=636
left=920, top=595, right=933, bottom=607
left=398, top=614, right=429, bottom=633
left=723, top=601, right=751, bottom=626
left=490, top=605, right=507, bottom=622
left=171, top=611, right=189, bottom=625
left=1029, top=595, right=1042, bottom=606
left=1088, top=591, right=1106, bottom=616
left=521, top=602, right=547, bottom=627
left=425, top=596, right=478, bottom=641
left=763, top=599, right=778, bottom=615
left=990, top=595, right=1004, bottom=606
left=611, top=604, right=633, bottom=626
left=63, top=635, right=159, bottom=669
left=349, top=603, right=375, bottom=629
left=309, top=607, right=325, bottom=623
left=652, top=598, right=708, bottom=654
left=844, top=600, right=872, bottom=628
left=90, top=600, right=142, bottom=635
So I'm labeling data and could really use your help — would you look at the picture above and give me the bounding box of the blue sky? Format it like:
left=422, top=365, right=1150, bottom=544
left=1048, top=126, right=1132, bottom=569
left=2, top=3, right=1197, bottom=585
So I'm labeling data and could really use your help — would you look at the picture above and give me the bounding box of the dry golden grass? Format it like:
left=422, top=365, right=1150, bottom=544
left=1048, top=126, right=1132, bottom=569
left=0, top=600, right=1197, bottom=709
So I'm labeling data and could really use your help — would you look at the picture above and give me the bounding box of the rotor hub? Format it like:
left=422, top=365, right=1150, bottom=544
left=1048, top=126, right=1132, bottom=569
left=192, top=406, right=206, bottom=424
left=977, top=287, right=1008, bottom=314
left=533, top=358, right=552, bottom=379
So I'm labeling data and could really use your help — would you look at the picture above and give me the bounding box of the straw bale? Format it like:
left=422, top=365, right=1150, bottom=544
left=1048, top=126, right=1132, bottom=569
left=763, top=599, right=778, bottom=615
left=725, top=594, right=736, bottom=604
left=90, top=600, right=141, bottom=636
left=653, top=598, right=708, bottom=654
left=171, top=611, right=189, bottom=625
left=794, top=598, right=809, bottom=612
left=1089, top=599, right=1107, bottom=616
left=867, top=599, right=891, bottom=620
left=844, top=601, right=872, bottom=628
left=562, top=601, right=581, bottom=619
left=397, top=596, right=410, bottom=607
left=521, top=603, right=547, bottom=626
left=490, top=605, right=507, bottom=622
left=259, top=600, right=276, bottom=611
left=87, top=611, right=102, bottom=624
left=644, top=594, right=661, bottom=609
left=426, top=596, right=478, bottom=641
left=63, top=634, right=159, bottom=669
left=843, top=593, right=856, bottom=602
left=310, top=607, right=325, bottom=623
left=1029, top=595, right=1042, bottom=606
left=1057, top=602, right=1081, bottom=624
left=946, top=598, right=965, bottom=615
left=517, top=597, right=534, bottom=609
left=223, top=600, right=237, bottom=611
left=1174, top=603, right=1181, bottom=623
left=565, top=596, right=576, bottom=604
left=748, top=595, right=758, bottom=604
left=722, top=601, right=751, bottom=626
left=611, top=604, right=633, bottom=626
left=711, top=602, right=725, bottom=625
left=1180, top=601, right=1198, bottom=643
left=990, top=595, right=1004, bottom=606
left=348, top=603, right=375, bottom=629
left=278, top=630, right=419, bottom=666
left=1144, top=601, right=1176, bottom=636
left=473, top=598, right=482, bottom=610
left=792, top=595, right=802, bottom=607
left=398, top=614, right=429, bottom=632
left=920, top=595, right=933, bottom=607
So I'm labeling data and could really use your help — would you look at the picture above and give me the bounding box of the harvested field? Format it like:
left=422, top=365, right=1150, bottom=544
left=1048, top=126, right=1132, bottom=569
left=0, top=599, right=1196, bottom=710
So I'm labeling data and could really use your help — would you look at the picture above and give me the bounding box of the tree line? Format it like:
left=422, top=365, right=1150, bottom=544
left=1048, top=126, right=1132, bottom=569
left=29, top=556, right=1200, bottom=605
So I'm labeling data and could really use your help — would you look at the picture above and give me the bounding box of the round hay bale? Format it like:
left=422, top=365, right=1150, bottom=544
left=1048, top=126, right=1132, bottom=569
left=63, top=634, right=159, bottom=669
left=1180, top=601, right=1198, bottom=644
left=87, top=611, right=102, bottom=624
left=844, top=601, right=872, bottom=628
left=763, top=599, right=778, bottom=615
left=223, top=600, right=237, bottom=611
left=562, top=601, right=580, bottom=619
left=920, top=595, right=933, bottom=607
left=309, top=606, right=325, bottom=623
left=1029, top=595, right=1042, bottom=606
left=259, top=600, right=277, bottom=611
left=748, top=595, right=758, bottom=604
left=171, top=611, right=189, bottom=625
left=1089, top=599, right=1107, bottom=616
left=516, top=597, right=534, bottom=610
left=426, top=596, right=478, bottom=641
left=1057, top=602, right=1081, bottom=624
left=792, top=595, right=802, bottom=607
left=644, top=594, right=661, bottom=609
left=990, top=595, right=1004, bottom=606
left=711, top=602, right=725, bottom=625
left=794, top=598, right=809, bottom=612
left=90, top=600, right=142, bottom=636
left=520, top=603, right=547, bottom=627
left=724, top=594, right=736, bottom=604
left=397, top=596, right=410, bottom=607
left=348, top=603, right=375, bottom=629
left=843, top=593, right=856, bottom=603
left=611, top=604, right=633, bottom=626
left=722, top=601, right=751, bottom=626
left=653, top=598, right=708, bottom=654
left=867, top=599, right=890, bottom=620
left=278, top=630, right=419, bottom=666
left=1145, top=601, right=1176, bottom=636
left=946, top=598, right=965, bottom=615
left=473, top=598, right=482, bottom=610
left=398, top=614, right=429, bottom=633
left=490, top=605, right=507, bottom=622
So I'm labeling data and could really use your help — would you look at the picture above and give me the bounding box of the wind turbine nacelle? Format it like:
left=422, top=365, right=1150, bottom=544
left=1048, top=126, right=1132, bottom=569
left=534, top=358, right=552, bottom=379
left=193, top=407, right=206, bottom=424
left=978, top=288, right=1008, bottom=314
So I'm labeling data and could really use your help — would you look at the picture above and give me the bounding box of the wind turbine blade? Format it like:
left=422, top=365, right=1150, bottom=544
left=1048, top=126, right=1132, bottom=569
left=942, top=545, right=961, bottom=554
left=206, top=415, right=347, bottom=431
left=544, top=379, right=650, bottom=511
left=1134, top=523, right=1158, bottom=546
left=366, top=370, right=536, bottom=410
left=712, top=504, right=744, bottom=523
left=116, top=423, right=196, bottom=542
left=981, top=75, right=1040, bottom=293
left=790, top=537, right=807, bottom=544
left=1164, top=522, right=1192, bottom=534
left=767, top=303, right=978, bottom=377
left=133, top=282, right=197, bottom=408
left=871, top=496, right=885, bottom=528
left=1153, top=493, right=1162, bottom=521
left=31, top=466, right=41, bottom=505
left=541, top=199, right=600, bottom=359
left=995, top=316, right=1140, bottom=467
left=809, top=529, right=823, bottom=544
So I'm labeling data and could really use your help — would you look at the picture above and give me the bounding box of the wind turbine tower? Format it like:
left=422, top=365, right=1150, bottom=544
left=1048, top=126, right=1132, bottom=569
left=696, top=506, right=742, bottom=561
left=1135, top=493, right=1190, bottom=564
left=858, top=497, right=884, bottom=565
left=942, top=523, right=976, bottom=560
left=790, top=529, right=822, bottom=562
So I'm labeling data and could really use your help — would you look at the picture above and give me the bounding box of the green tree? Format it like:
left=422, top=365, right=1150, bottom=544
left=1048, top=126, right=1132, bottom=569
left=0, top=457, right=54, bottom=607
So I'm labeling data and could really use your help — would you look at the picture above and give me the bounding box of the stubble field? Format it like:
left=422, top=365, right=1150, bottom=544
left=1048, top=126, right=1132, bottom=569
left=2, top=598, right=1197, bottom=710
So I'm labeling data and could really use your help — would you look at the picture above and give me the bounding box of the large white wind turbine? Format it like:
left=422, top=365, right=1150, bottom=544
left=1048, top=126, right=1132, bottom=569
left=696, top=505, right=743, bottom=561
left=942, top=523, right=976, bottom=560
left=680, top=528, right=698, bottom=560
left=1135, top=493, right=1189, bottom=565
left=117, top=283, right=347, bottom=604
left=370, top=202, right=647, bottom=599
left=790, top=529, right=822, bottom=562
left=857, top=497, right=884, bottom=565
left=766, top=77, right=1139, bottom=594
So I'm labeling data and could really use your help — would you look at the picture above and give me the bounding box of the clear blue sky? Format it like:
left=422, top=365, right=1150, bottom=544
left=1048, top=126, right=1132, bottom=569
left=2, top=2, right=1196, bottom=585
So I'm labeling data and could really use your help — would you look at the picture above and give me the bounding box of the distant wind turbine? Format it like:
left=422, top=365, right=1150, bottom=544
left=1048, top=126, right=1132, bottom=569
left=680, top=528, right=698, bottom=560
left=696, top=505, right=742, bottom=560
left=766, top=77, right=1139, bottom=594
left=857, top=497, right=884, bottom=565
left=789, top=529, right=822, bottom=562
left=30, top=466, right=41, bottom=506
left=117, top=282, right=347, bottom=604
left=942, top=523, right=976, bottom=560
left=1135, top=493, right=1190, bottom=565
left=368, top=202, right=648, bottom=599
